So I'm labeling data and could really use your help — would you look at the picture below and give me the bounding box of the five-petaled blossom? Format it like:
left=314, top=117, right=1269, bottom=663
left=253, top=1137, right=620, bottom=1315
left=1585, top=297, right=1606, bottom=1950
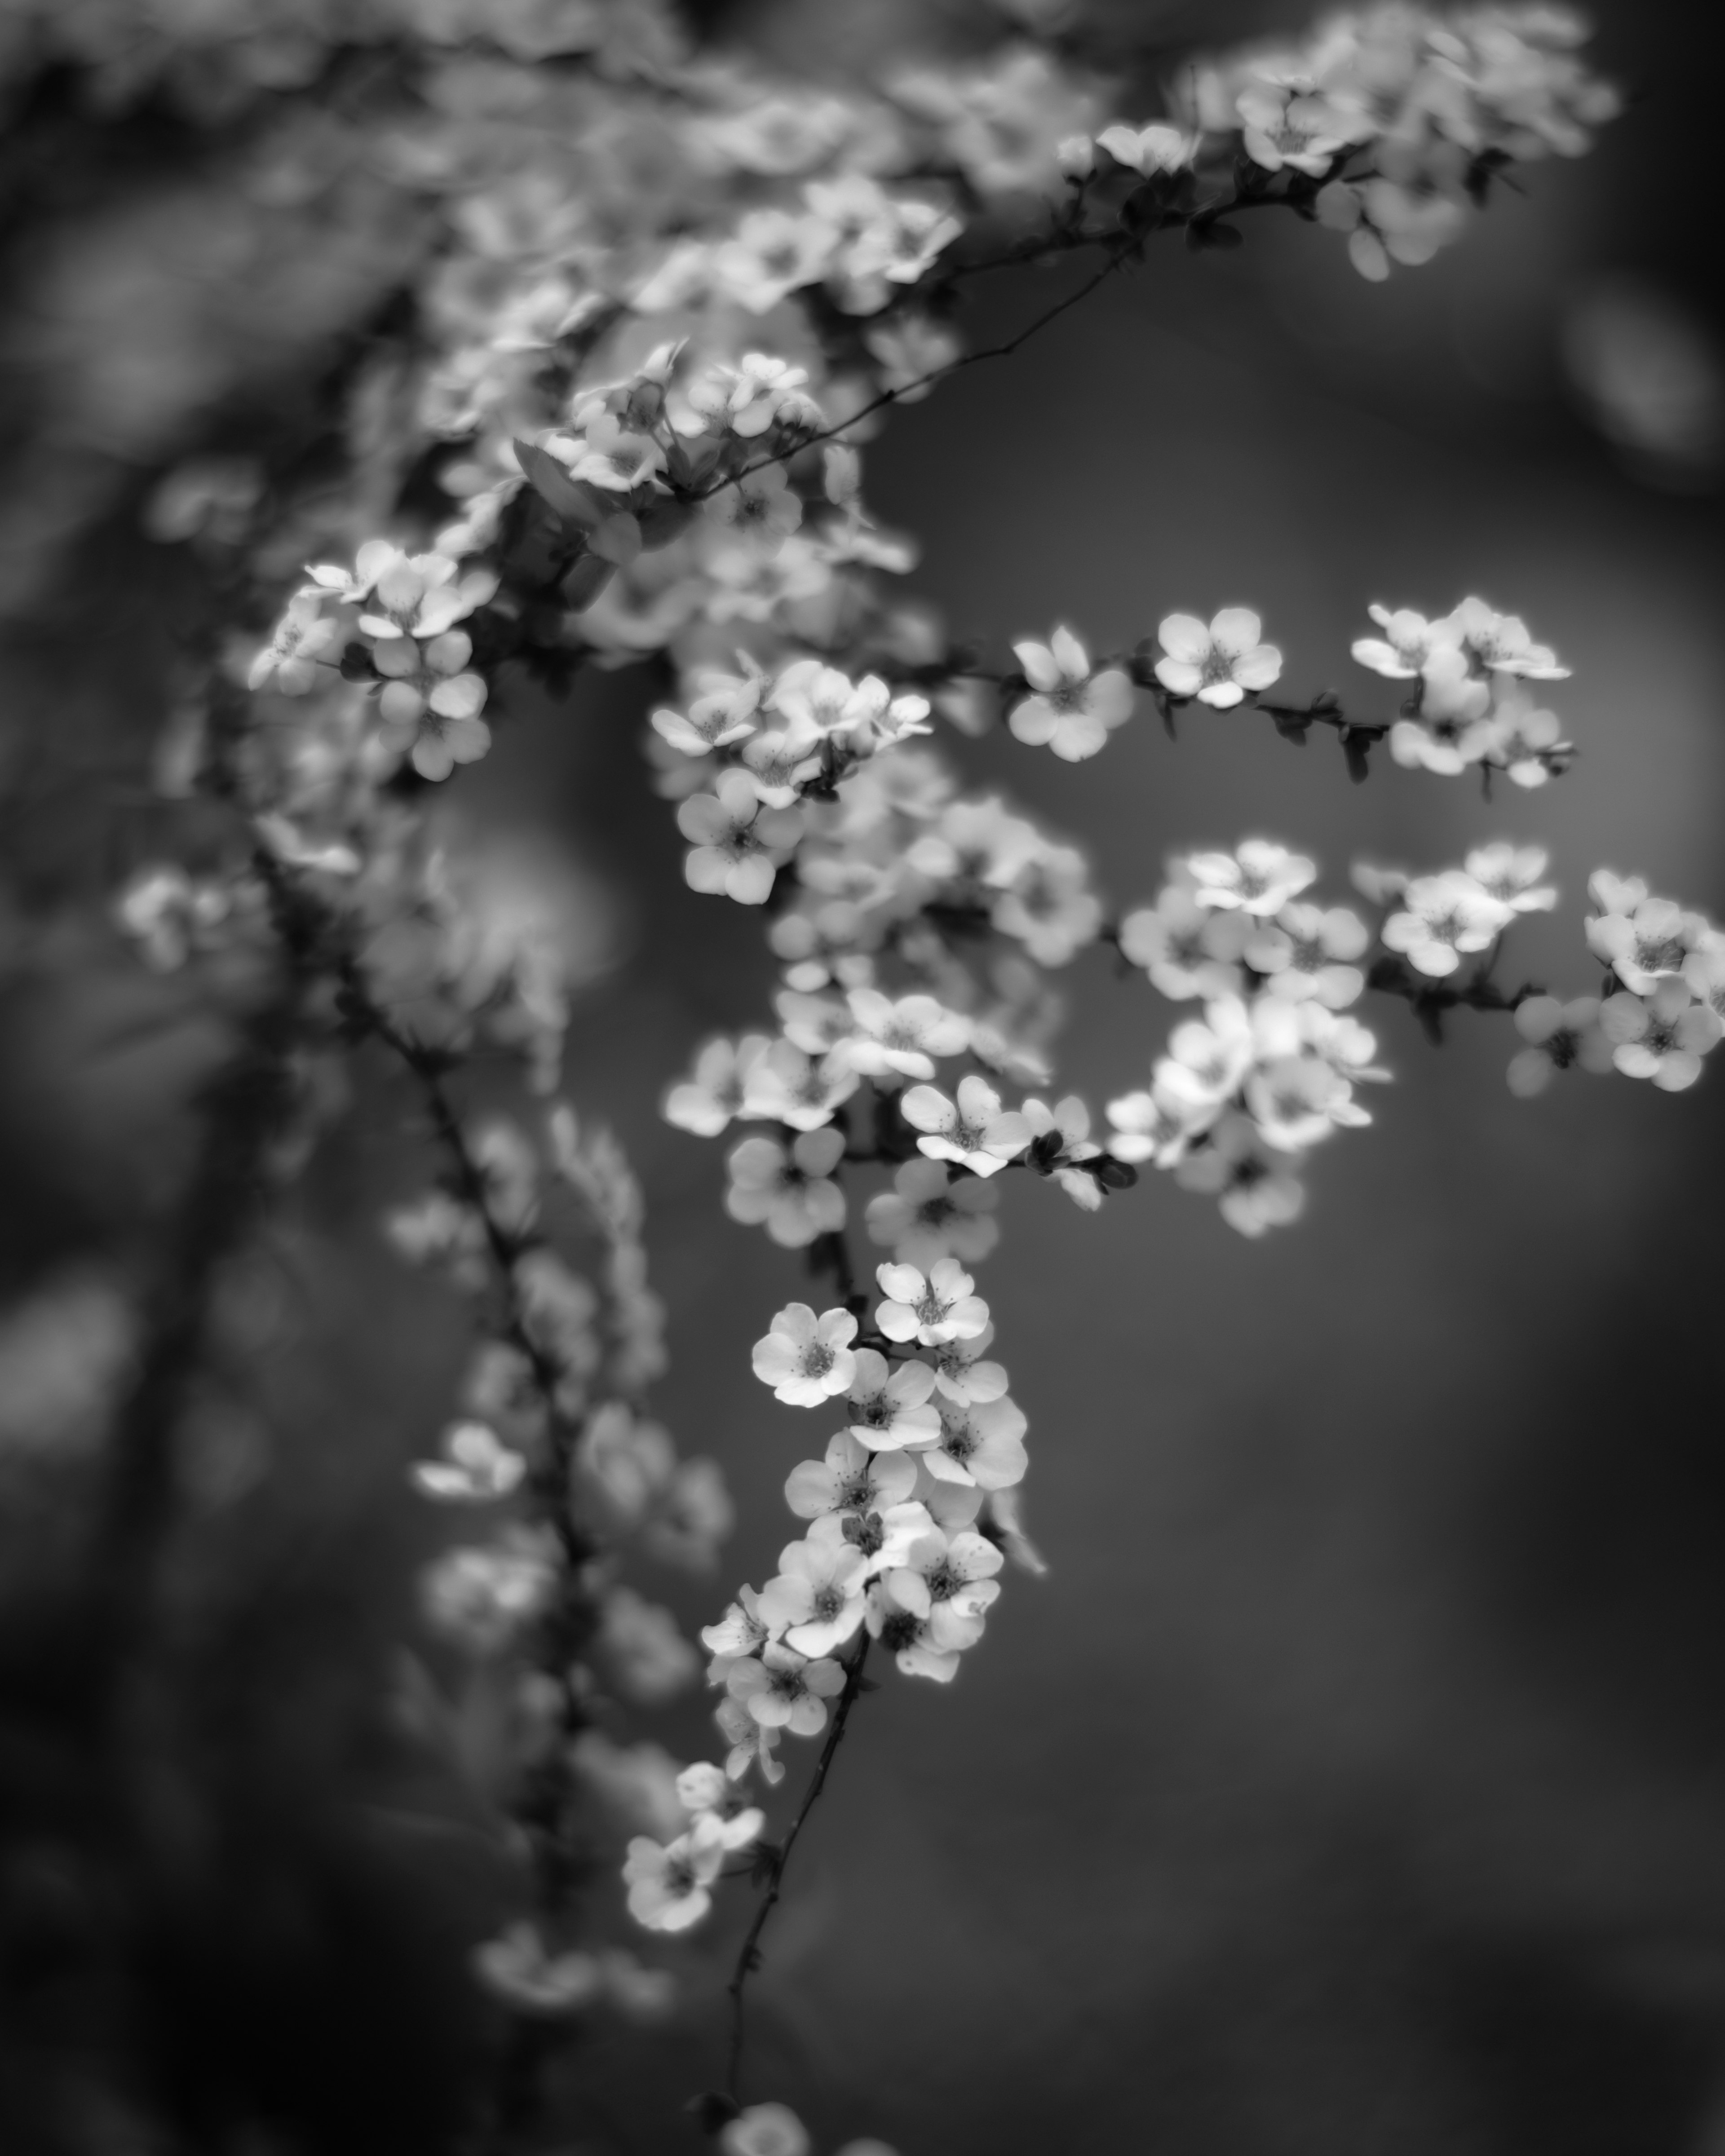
left=875, top=1259, right=990, bottom=1347
left=752, top=1303, right=858, bottom=1405
left=1154, top=609, right=1283, bottom=708
left=1599, top=981, right=1722, bottom=1090
left=1380, top=873, right=1512, bottom=977
left=623, top=1813, right=728, bottom=1933
left=1008, top=627, right=1135, bottom=761
left=900, top=1075, right=1031, bottom=1176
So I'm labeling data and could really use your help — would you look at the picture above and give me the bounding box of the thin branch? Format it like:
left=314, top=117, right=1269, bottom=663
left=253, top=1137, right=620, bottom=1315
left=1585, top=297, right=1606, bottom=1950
left=1366, top=952, right=1537, bottom=1045
left=688, top=162, right=1359, bottom=508
left=725, top=1630, right=872, bottom=2104
left=701, top=246, right=1132, bottom=501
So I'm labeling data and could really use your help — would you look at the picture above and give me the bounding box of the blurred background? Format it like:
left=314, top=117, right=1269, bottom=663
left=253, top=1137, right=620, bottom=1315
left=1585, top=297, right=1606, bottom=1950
left=3, top=1, right=1724, bottom=2151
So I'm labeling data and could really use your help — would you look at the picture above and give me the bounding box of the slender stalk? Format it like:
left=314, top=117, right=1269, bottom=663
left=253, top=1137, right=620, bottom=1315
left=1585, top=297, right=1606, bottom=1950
left=725, top=1631, right=873, bottom=2104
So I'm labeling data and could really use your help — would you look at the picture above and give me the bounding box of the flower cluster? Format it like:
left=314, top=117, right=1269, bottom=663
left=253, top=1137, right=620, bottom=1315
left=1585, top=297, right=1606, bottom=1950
left=1581, top=870, right=1725, bottom=1092
left=1173, top=4, right=1616, bottom=280
left=620, top=1264, right=1031, bottom=1932
left=1351, top=596, right=1572, bottom=783
left=389, top=1102, right=730, bottom=2010
left=1109, top=843, right=1384, bottom=1235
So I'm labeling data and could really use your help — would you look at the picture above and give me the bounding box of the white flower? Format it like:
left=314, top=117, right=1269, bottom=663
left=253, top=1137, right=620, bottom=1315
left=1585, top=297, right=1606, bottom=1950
left=1244, top=1053, right=1364, bottom=1152
left=1443, top=596, right=1569, bottom=679
left=784, top=1431, right=920, bottom=1522
left=874, top=1258, right=990, bottom=1348
left=248, top=589, right=343, bottom=694
left=674, top=1762, right=765, bottom=1852
left=864, top=1577, right=959, bottom=1683
left=742, top=1038, right=861, bottom=1132
left=899, top=1075, right=1031, bottom=1177
left=1298, top=1004, right=1388, bottom=1086
left=474, top=1923, right=600, bottom=2015
left=776, top=990, right=855, bottom=1056
left=1599, top=980, right=1722, bottom=1090
left=1586, top=893, right=1707, bottom=994
left=751, top=1303, right=859, bottom=1405
left=1094, top=121, right=1194, bottom=174
left=1237, top=84, right=1367, bottom=176
left=677, top=770, right=804, bottom=905
left=1464, top=843, right=1558, bottom=914
left=701, top=1587, right=771, bottom=1666
left=1350, top=604, right=1453, bottom=680
left=928, top=1323, right=1009, bottom=1407
left=690, top=353, right=823, bottom=439
left=597, top=1587, right=699, bottom=1705
left=840, top=989, right=969, bottom=1082
left=1008, top=627, right=1134, bottom=761
left=421, top=1529, right=556, bottom=1654
left=725, top=1127, right=846, bottom=1248
left=769, top=659, right=883, bottom=739
left=739, top=723, right=824, bottom=810
left=704, top=461, right=803, bottom=547
left=1117, top=885, right=1250, bottom=1001
left=712, top=207, right=833, bottom=313
left=1506, top=994, right=1612, bottom=1096
left=1588, top=870, right=1650, bottom=917
left=864, top=1157, right=1001, bottom=1268
left=1158, top=995, right=1256, bottom=1107
left=354, top=547, right=495, bottom=642
left=663, top=1034, right=772, bottom=1137
left=725, top=1642, right=846, bottom=1734
left=1685, top=941, right=1725, bottom=1025
left=807, top=1495, right=933, bottom=1576
left=1380, top=872, right=1512, bottom=978
left=1351, top=861, right=1409, bottom=907
left=1390, top=645, right=1495, bottom=774
left=373, top=628, right=491, bottom=780
left=1185, top=839, right=1316, bottom=917
left=1482, top=684, right=1567, bottom=786
left=992, top=844, right=1103, bottom=967
left=1104, top=1079, right=1216, bottom=1167
left=651, top=668, right=764, bottom=756
left=623, top=1814, right=727, bottom=1932
left=1154, top=608, right=1282, bottom=707
left=925, top=1393, right=1028, bottom=1489
left=842, top=1346, right=942, bottom=1450
left=721, top=2103, right=811, bottom=2156
left=1175, top=1110, right=1306, bottom=1237
left=756, top=1535, right=869, bottom=1658
left=411, top=1421, right=525, bottom=1502
left=714, top=1693, right=785, bottom=1788
left=885, top=1525, right=1004, bottom=1633
left=1247, top=902, right=1369, bottom=1008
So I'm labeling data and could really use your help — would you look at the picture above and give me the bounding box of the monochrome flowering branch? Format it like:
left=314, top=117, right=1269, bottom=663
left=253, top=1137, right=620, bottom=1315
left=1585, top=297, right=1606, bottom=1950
left=50, top=1, right=1659, bottom=2148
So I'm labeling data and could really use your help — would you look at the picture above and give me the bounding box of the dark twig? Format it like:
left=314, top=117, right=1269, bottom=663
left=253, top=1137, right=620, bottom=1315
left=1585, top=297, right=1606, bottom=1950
left=725, top=1630, right=873, bottom=2104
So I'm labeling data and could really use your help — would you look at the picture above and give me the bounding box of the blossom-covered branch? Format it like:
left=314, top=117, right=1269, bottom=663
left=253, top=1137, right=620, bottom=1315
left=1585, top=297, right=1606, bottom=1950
left=83, top=7, right=1637, bottom=2152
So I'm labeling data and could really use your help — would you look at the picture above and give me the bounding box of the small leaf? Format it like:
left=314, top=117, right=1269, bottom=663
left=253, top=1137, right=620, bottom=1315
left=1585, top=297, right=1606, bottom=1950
left=1340, top=726, right=1373, bottom=784
left=589, top=511, right=642, bottom=566
left=560, top=555, right=615, bottom=611
left=513, top=439, right=606, bottom=529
